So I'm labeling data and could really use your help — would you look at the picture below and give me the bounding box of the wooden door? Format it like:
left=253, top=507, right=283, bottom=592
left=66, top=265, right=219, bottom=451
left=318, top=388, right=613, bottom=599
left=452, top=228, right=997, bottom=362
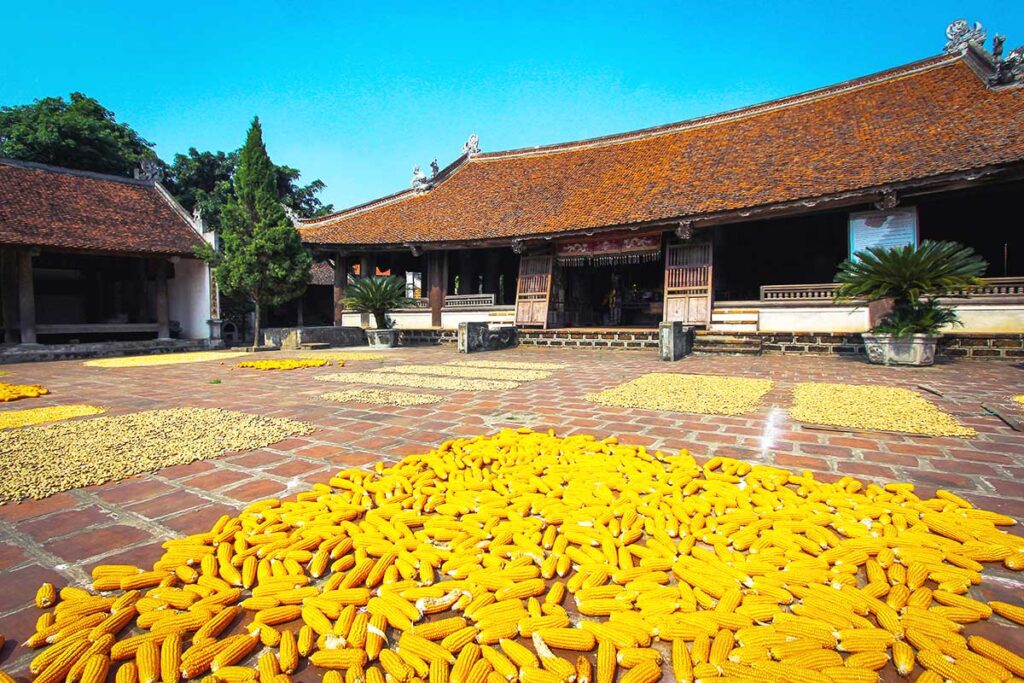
left=664, top=241, right=713, bottom=325
left=515, top=253, right=553, bottom=328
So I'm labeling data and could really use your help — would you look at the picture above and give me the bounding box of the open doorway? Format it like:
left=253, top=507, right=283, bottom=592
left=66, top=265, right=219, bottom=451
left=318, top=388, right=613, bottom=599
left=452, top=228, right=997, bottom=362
left=558, top=260, right=664, bottom=327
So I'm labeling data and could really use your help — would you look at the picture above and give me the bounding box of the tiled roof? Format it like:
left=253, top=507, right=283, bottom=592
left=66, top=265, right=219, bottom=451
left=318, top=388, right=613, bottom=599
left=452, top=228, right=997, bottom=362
left=300, top=54, right=1024, bottom=247
left=0, top=159, right=205, bottom=255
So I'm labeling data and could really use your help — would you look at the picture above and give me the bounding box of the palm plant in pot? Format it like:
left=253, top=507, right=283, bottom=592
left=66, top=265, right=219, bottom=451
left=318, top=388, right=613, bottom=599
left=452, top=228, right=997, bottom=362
left=343, top=276, right=415, bottom=347
left=834, top=240, right=987, bottom=366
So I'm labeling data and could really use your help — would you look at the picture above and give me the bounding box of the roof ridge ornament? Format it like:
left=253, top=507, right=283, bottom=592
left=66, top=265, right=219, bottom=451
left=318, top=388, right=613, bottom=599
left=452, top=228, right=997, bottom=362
left=991, top=36, right=1024, bottom=86
left=133, top=158, right=163, bottom=182
left=462, top=133, right=480, bottom=156
left=411, top=165, right=430, bottom=191
left=874, top=188, right=899, bottom=211
left=944, top=19, right=987, bottom=54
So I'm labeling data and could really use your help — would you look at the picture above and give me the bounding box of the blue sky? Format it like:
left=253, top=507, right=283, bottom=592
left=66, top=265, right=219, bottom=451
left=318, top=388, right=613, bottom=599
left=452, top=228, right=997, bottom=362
left=2, top=1, right=1022, bottom=210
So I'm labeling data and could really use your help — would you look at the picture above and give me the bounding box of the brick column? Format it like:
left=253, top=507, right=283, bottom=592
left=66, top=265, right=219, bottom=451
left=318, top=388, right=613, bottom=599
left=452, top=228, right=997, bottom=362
left=333, top=252, right=347, bottom=326
left=17, top=248, right=37, bottom=344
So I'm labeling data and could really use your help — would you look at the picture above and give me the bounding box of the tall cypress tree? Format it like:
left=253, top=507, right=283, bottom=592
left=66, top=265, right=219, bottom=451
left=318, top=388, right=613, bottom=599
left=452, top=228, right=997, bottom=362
left=198, top=117, right=311, bottom=345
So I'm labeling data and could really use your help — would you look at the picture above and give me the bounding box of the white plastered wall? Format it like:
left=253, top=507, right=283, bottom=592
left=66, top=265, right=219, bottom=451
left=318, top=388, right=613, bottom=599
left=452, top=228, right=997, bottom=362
left=168, top=257, right=212, bottom=339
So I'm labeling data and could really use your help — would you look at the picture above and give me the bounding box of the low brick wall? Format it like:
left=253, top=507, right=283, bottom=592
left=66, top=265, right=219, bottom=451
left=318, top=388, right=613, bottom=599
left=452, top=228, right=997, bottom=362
left=732, top=332, right=1023, bottom=358
left=262, top=326, right=366, bottom=349
left=938, top=333, right=1024, bottom=358
left=518, top=329, right=659, bottom=349
left=0, top=338, right=219, bottom=365
left=395, top=329, right=458, bottom=346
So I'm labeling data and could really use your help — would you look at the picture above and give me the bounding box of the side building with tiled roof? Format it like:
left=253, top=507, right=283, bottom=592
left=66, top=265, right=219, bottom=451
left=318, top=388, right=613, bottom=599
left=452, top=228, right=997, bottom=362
left=298, top=25, right=1024, bottom=351
left=0, top=158, right=221, bottom=352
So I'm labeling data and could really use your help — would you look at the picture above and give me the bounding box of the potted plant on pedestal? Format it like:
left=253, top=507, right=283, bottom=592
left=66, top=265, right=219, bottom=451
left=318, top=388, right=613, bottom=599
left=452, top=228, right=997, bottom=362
left=834, top=241, right=987, bottom=366
left=343, top=275, right=415, bottom=347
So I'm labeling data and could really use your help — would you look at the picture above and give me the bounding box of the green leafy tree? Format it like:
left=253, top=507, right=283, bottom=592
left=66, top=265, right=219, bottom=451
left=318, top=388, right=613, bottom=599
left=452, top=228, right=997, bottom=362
left=0, top=92, right=160, bottom=176
left=834, top=241, right=987, bottom=335
left=343, top=276, right=415, bottom=329
left=197, top=118, right=312, bottom=345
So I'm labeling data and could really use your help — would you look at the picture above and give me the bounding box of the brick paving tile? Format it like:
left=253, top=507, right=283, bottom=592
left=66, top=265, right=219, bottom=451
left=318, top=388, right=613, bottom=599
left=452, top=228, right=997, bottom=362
left=223, top=478, right=289, bottom=501
left=0, top=346, right=1022, bottom=676
left=43, top=524, right=155, bottom=563
left=93, top=477, right=177, bottom=504
left=0, top=605, right=41, bottom=672
left=184, top=469, right=251, bottom=492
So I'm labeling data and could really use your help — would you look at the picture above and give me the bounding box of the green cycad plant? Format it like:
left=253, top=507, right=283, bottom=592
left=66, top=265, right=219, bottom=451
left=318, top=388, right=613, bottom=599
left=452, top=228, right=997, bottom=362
left=343, top=276, right=415, bottom=329
left=834, top=240, right=987, bottom=336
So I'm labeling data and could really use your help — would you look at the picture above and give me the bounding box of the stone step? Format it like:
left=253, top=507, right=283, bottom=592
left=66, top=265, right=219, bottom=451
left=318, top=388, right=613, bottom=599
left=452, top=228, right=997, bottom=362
left=693, top=334, right=763, bottom=355
left=299, top=342, right=332, bottom=350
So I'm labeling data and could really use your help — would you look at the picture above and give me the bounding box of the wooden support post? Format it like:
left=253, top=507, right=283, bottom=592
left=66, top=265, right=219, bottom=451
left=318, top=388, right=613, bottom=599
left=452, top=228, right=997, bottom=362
left=17, top=249, right=37, bottom=344
left=427, top=251, right=447, bottom=328
left=155, top=259, right=170, bottom=339
left=333, top=252, right=347, bottom=326
left=296, top=297, right=304, bottom=328
left=359, top=253, right=377, bottom=278
left=1, top=249, right=20, bottom=343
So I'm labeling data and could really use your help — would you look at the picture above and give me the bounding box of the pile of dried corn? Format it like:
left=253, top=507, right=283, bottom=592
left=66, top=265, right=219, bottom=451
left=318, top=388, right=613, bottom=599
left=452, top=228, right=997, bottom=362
left=587, top=374, right=773, bottom=416
left=373, top=365, right=552, bottom=382
left=320, top=389, right=443, bottom=406
left=0, top=382, right=49, bottom=402
left=1014, top=394, right=1023, bottom=407
left=446, top=361, right=565, bottom=371
left=0, top=404, right=105, bottom=430
left=84, top=352, right=249, bottom=368
left=11, top=430, right=1024, bottom=683
left=0, top=408, right=313, bottom=502
left=792, top=383, right=975, bottom=437
left=316, top=372, right=519, bottom=392
left=237, top=359, right=333, bottom=371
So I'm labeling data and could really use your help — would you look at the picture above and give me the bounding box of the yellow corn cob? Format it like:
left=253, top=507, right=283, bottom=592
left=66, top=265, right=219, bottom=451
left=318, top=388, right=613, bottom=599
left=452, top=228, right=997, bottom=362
left=597, top=641, right=616, bottom=683
left=617, top=659, right=661, bottom=683
left=917, top=650, right=962, bottom=681
left=257, top=652, right=279, bottom=683
left=819, top=667, right=880, bottom=683
left=309, top=649, right=368, bottom=669
left=576, top=655, right=592, bottom=683
left=968, top=636, right=1024, bottom=677
left=400, top=633, right=456, bottom=665
left=843, top=651, right=888, bottom=671
left=479, top=645, right=518, bottom=680
left=253, top=605, right=301, bottom=626
left=709, top=629, right=734, bottom=666
left=499, top=637, right=539, bottom=669
left=892, top=640, right=915, bottom=676
left=76, top=653, right=111, bottom=683
left=278, top=630, right=298, bottom=674
left=990, top=601, right=1024, bottom=626
left=835, top=629, right=894, bottom=653
left=35, top=582, right=58, bottom=608
left=534, top=628, right=595, bottom=651
left=494, top=578, right=546, bottom=602
left=297, top=625, right=315, bottom=657
left=379, top=649, right=413, bottom=680
left=413, top=617, right=467, bottom=642
left=116, top=662, right=139, bottom=683
left=781, top=650, right=843, bottom=671
left=138, top=641, right=162, bottom=683
left=210, top=667, right=256, bottom=682
left=211, top=632, right=259, bottom=671
left=429, top=658, right=450, bottom=683
left=161, top=633, right=183, bottom=683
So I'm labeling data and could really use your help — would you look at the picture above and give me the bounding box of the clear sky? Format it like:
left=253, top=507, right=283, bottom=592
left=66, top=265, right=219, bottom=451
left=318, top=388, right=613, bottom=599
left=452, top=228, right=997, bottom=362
left=2, top=1, right=1022, bottom=210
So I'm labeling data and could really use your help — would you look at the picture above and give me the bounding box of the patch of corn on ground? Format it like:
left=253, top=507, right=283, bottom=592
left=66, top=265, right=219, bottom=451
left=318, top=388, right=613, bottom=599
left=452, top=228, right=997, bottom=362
left=373, top=365, right=553, bottom=382
left=1015, top=394, right=1024, bottom=407
left=447, top=360, right=566, bottom=371
left=10, top=430, right=1024, bottom=683
left=791, top=383, right=976, bottom=438
left=320, top=389, right=444, bottom=406
left=315, top=372, right=519, bottom=391
left=0, top=408, right=313, bottom=503
left=0, top=382, right=49, bottom=402
left=84, top=352, right=250, bottom=368
left=237, top=359, right=333, bottom=371
left=587, top=373, right=774, bottom=416
left=0, top=404, right=105, bottom=430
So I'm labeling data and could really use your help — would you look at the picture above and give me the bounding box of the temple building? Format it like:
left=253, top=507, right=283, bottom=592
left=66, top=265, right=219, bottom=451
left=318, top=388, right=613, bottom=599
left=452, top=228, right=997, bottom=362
left=0, top=158, right=219, bottom=350
left=298, top=23, right=1024, bottom=351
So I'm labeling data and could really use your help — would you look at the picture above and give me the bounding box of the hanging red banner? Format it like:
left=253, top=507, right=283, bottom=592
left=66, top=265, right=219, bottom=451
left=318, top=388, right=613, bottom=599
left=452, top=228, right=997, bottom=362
left=555, top=231, right=662, bottom=266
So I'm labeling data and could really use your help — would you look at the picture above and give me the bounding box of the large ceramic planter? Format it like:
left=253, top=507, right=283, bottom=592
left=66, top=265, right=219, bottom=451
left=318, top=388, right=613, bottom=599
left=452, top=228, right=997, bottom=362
left=366, top=329, right=398, bottom=348
left=862, top=333, right=938, bottom=366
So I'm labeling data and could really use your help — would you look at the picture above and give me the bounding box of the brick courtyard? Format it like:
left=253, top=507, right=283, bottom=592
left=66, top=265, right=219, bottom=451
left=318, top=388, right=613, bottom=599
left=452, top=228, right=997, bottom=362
left=1, top=346, right=1022, bottom=679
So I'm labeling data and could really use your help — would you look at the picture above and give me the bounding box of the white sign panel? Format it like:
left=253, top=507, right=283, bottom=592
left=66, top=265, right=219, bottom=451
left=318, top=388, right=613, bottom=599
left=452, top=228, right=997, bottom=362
left=849, top=208, right=918, bottom=259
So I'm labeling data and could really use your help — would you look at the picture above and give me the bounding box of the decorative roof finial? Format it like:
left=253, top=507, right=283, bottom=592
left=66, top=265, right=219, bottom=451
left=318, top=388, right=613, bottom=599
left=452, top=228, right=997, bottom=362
left=462, top=133, right=480, bottom=156
left=675, top=220, right=694, bottom=241
left=874, top=188, right=899, bottom=211
left=430, top=159, right=440, bottom=177
left=134, top=158, right=163, bottom=182
left=944, top=19, right=986, bottom=53
left=411, top=165, right=429, bottom=191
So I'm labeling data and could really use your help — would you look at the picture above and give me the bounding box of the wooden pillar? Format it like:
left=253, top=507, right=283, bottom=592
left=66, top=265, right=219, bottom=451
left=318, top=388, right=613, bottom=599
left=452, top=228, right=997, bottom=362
left=1, top=249, right=20, bottom=343
left=333, top=252, right=347, bottom=326
left=484, top=250, right=500, bottom=303
left=296, top=297, right=304, bottom=328
left=427, top=251, right=447, bottom=328
left=17, top=249, right=37, bottom=344
left=155, top=259, right=170, bottom=339
left=359, top=253, right=377, bottom=279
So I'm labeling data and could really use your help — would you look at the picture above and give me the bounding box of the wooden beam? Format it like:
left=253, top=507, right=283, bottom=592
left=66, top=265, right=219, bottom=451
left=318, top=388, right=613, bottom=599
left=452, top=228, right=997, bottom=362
left=333, top=252, right=347, bottom=326
left=17, top=249, right=36, bottom=344
left=155, top=259, right=170, bottom=339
